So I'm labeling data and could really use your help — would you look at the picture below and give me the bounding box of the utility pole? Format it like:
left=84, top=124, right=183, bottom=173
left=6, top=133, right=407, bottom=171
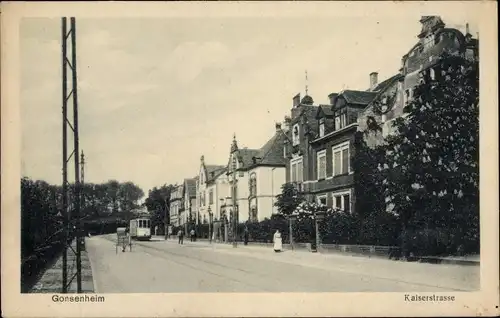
left=81, top=151, right=85, bottom=210
left=61, top=17, right=82, bottom=293
left=231, top=156, right=238, bottom=248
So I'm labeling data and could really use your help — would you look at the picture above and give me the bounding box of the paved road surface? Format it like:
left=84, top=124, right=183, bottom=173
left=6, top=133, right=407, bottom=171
left=86, top=235, right=479, bottom=293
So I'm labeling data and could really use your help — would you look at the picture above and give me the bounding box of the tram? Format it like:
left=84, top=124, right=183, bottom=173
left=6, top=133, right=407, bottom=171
left=129, top=218, right=151, bottom=241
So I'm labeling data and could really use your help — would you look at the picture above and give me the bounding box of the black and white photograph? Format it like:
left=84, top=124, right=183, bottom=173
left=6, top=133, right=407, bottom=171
left=2, top=1, right=498, bottom=317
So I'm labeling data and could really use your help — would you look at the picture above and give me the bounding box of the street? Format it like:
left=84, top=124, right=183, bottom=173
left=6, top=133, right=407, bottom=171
left=86, top=235, right=479, bottom=293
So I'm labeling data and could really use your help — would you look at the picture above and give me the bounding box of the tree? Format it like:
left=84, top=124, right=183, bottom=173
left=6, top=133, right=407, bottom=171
left=117, top=181, right=145, bottom=220
left=353, top=132, right=399, bottom=245
left=144, top=184, right=174, bottom=230
left=274, top=182, right=305, bottom=216
left=374, top=52, right=479, bottom=255
left=106, top=180, right=120, bottom=214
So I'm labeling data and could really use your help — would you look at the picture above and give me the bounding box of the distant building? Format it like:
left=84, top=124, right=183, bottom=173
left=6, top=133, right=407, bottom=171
left=169, top=184, right=184, bottom=227
left=223, top=128, right=287, bottom=224
left=196, top=156, right=227, bottom=224
left=183, top=177, right=198, bottom=225
left=283, top=75, right=394, bottom=213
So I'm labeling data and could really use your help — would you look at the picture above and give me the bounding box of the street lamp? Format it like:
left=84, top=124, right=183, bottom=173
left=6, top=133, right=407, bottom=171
left=208, top=206, right=213, bottom=244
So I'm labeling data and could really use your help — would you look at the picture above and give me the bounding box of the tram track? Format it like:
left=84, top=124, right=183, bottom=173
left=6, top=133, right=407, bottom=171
left=100, top=236, right=473, bottom=292
left=102, top=236, right=282, bottom=292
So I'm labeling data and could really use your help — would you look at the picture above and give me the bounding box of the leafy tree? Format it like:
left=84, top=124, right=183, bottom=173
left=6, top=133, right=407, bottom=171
left=274, top=182, right=305, bottom=216
left=144, top=184, right=174, bottom=230
left=353, top=132, right=399, bottom=245
left=374, top=52, right=479, bottom=255
left=117, top=181, right=144, bottom=220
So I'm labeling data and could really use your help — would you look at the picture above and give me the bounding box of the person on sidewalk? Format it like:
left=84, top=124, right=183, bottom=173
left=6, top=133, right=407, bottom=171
left=190, top=229, right=195, bottom=242
left=177, top=229, right=184, bottom=245
left=273, top=230, right=282, bottom=253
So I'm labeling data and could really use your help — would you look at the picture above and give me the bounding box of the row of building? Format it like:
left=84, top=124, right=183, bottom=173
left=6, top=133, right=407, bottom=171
left=168, top=16, right=478, bottom=228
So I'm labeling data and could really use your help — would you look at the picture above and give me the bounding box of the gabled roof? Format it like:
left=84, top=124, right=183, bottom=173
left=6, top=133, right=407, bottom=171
left=230, top=131, right=287, bottom=172
left=205, top=165, right=226, bottom=183
left=236, top=148, right=260, bottom=168
left=340, top=90, right=377, bottom=106
left=255, top=131, right=287, bottom=166
left=371, top=74, right=401, bottom=92
left=365, top=74, right=403, bottom=110
left=316, top=105, right=334, bottom=119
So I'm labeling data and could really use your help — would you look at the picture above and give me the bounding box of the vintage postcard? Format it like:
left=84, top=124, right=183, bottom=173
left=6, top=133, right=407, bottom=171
left=1, top=1, right=499, bottom=317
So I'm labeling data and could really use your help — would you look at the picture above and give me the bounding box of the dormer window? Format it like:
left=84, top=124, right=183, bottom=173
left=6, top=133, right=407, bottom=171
left=319, top=118, right=325, bottom=137
left=334, top=107, right=347, bottom=131
left=292, top=124, right=300, bottom=146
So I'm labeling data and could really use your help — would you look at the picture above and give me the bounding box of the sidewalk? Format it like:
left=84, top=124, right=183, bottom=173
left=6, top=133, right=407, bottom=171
left=154, top=236, right=479, bottom=291
left=156, top=236, right=480, bottom=266
left=29, top=239, right=95, bottom=293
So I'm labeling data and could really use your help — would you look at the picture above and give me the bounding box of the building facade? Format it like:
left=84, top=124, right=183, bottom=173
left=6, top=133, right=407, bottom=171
left=281, top=16, right=478, bottom=216
left=223, top=128, right=287, bottom=224
left=183, top=178, right=198, bottom=225
left=283, top=76, right=394, bottom=213
left=359, top=16, right=479, bottom=139
left=196, top=156, right=227, bottom=224
left=169, top=184, right=184, bottom=227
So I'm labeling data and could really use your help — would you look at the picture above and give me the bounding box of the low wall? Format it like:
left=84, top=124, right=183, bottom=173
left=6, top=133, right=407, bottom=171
left=319, top=244, right=398, bottom=258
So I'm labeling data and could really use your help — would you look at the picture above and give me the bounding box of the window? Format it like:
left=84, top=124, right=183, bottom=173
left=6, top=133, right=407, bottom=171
left=332, top=190, right=351, bottom=213
left=403, top=88, right=413, bottom=105
left=334, top=107, right=348, bottom=130
left=397, top=82, right=403, bottom=102
left=317, top=150, right=326, bottom=180
left=292, top=124, right=300, bottom=146
left=290, top=157, right=303, bottom=182
left=283, top=145, right=287, bottom=158
left=250, top=207, right=258, bottom=222
left=430, top=68, right=436, bottom=80
left=317, top=195, right=327, bottom=206
left=319, top=123, right=325, bottom=137
left=209, top=189, right=214, bottom=205
left=343, top=195, right=350, bottom=213
left=332, top=141, right=350, bottom=176
left=319, top=118, right=325, bottom=137
left=249, top=173, right=257, bottom=197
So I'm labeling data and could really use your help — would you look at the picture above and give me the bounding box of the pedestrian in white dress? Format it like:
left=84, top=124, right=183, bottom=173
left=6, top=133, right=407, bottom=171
left=273, top=230, right=282, bottom=253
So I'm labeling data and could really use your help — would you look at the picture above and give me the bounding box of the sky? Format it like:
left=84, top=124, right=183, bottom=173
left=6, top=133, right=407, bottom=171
left=20, top=14, right=478, bottom=195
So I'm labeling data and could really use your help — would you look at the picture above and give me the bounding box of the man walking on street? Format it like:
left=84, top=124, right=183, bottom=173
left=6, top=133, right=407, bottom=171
left=178, top=229, right=184, bottom=245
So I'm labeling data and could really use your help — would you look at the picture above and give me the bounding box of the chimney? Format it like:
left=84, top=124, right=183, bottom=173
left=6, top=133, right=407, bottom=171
left=292, top=93, right=301, bottom=108
left=370, top=72, right=378, bottom=90
left=328, top=93, right=338, bottom=105
left=275, top=122, right=282, bottom=131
